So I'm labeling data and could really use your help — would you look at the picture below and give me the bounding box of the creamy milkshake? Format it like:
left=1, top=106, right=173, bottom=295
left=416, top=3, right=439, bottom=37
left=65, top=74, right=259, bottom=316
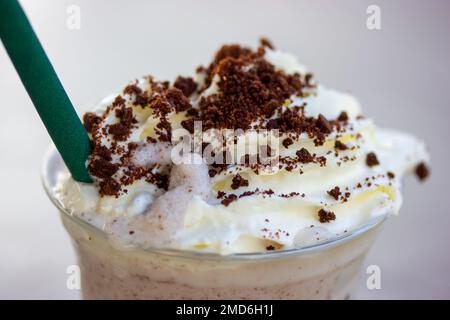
left=44, top=39, right=429, bottom=299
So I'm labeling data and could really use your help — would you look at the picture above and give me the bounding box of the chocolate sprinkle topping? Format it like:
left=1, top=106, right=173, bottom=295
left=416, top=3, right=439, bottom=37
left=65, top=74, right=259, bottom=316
left=282, top=138, right=293, bottom=149
left=415, top=162, right=430, bottom=181
left=82, top=112, right=102, bottom=134
left=296, top=148, right=314, bottom=163
left=230, top=174, right=249, bottom=190
left=173, top=76, right=197, bottom=97
left=192, top=49, right=307, bottom=131
left=317, top=114, right=332, bottom=134
left=366, top=152, right=380, bottom=167
left=334, top=140, right=348, bottom=151
left=318, top=209, right=336, bottom=223
left=88, top=158, right=118, bottom=179
left=337, top=111, right=349, bottom=122
left=259, top=37, right=275, bottom=50
left=327, top=186, right=341, bottom=200
left=221, top=194, right=238, bottom=206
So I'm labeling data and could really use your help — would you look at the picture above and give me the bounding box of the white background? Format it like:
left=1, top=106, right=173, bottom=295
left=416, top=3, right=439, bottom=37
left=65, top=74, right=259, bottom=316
left=0, top=0, right=449, bottom=299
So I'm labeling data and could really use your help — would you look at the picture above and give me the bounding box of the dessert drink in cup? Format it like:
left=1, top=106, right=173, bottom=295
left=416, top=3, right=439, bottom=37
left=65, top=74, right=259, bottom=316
left=43, top=40, right=429, bottom=299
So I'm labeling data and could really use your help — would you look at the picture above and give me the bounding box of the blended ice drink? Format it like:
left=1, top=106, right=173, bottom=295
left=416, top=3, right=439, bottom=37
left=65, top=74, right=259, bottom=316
left=44, top=39, right=429, bottom=299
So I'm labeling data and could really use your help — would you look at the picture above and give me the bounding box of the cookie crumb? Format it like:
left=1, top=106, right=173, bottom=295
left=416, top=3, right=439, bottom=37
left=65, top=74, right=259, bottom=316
left=415, top=162, right=430, bottom=181
left=327, top=186, right=341, bottom=200
left=231, top=174, right=249, bottom=190
left=366, top=152, right=380, bottom=167
left=296, top=148, right=314, bottom=163
left=334, top=140, right=348, bottom=151
left=318, top=209, right=336, bottom=223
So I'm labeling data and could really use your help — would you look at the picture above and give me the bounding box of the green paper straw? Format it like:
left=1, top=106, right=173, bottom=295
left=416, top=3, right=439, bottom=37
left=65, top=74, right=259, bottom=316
left=0, top=0, right=92, bottom=182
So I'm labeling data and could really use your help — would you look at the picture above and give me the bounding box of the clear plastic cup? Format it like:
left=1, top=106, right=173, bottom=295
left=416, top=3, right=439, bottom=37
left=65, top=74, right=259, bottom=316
left=42, top=147, right=386, bottom=300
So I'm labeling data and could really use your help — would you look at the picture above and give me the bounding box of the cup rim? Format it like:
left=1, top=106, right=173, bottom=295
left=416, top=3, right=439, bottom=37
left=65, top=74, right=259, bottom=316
left=42, top=145, right=387, bottom=261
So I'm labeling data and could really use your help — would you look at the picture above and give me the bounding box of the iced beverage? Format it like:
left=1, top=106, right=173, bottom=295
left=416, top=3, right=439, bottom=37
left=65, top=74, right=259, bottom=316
left=43, top=39, right=429, bottom=299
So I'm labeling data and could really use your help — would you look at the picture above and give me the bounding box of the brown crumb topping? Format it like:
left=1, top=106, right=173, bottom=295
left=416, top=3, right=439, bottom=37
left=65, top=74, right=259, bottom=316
left=282, top=137, right=293, bottom=148
left=366, top=152, right=380, bottom=167
left=259, top=37, right=274, bottom=50
left=415, top=162, right=430, bottom=181
left=190, top=48, right=310, bottom=131
left=318, top=209, right=336, bottom=223
left=82, top=112, right=102, bottom=134
left=327, top=186, right=341, bottom=200
left=337, top=111, right=349, bottom=122
left=334, top=140, right=348, bottom=151
left=82, top=39, right=392, bottom=200
left=221, top=194, right=238, bottom=206
left=173, top=76, right=197, bottom=97
left=230, top=174, right=249, bottom=190
left=296, top=148, right=314, bottom=163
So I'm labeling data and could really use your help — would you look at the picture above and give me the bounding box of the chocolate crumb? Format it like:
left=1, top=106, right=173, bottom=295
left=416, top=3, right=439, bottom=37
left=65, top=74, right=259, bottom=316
left=337, top=111, right=349, bottom=122
left=134, top=91, right=149, bottom=106
left=221, top=194, right=238, bottom=206
left=266, top=245, right=276, bottom=251
left=415, top=162, right=430, bottom=181
left=217, top=191, right=226, bottom=199
left=315, top=156, right=327, bottom=167
left=94, top=145, right=112, bottom=161
left=296, top=148, right=314, bottom=163
left=123, top=84, right=142, bottom=96
left=165, top=87, right=191, bottom=112
left=327, top=186, right=341, bottom=200
left=282, top=137, right=293, bottom=148
left=231, top=174, right=249, bottom=190
left=99, top=179, right=121, bottom=197
left=88, top=158, right=119, bottom=179
left=112, top=95, right=126, bottom=108
left=173, top=76, right=197, bottom=97
left=387, top=171, right=395, bottom=179
left=260, top=37, right=275, bottom=49
left=334, top=140, right=348, bottom=151
left=318, top=209, right=336, bottom=223
left=196, top=44, right=311, bottom=131
left=317, top=114, right=332, bottom=134
left=366, top=152, right=380, bottom=167
left=83, top=112, right=102, bottom=133
left=108, top=123, right=130, bottom=140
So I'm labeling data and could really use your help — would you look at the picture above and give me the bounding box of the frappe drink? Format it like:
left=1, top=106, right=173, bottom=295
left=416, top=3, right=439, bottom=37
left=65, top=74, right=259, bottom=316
left=44, top=39, right=429, bottom=299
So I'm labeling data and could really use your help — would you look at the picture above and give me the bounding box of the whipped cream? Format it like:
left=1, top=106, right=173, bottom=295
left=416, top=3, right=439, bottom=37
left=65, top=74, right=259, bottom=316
left=56, top=41, right=429, bottom=254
